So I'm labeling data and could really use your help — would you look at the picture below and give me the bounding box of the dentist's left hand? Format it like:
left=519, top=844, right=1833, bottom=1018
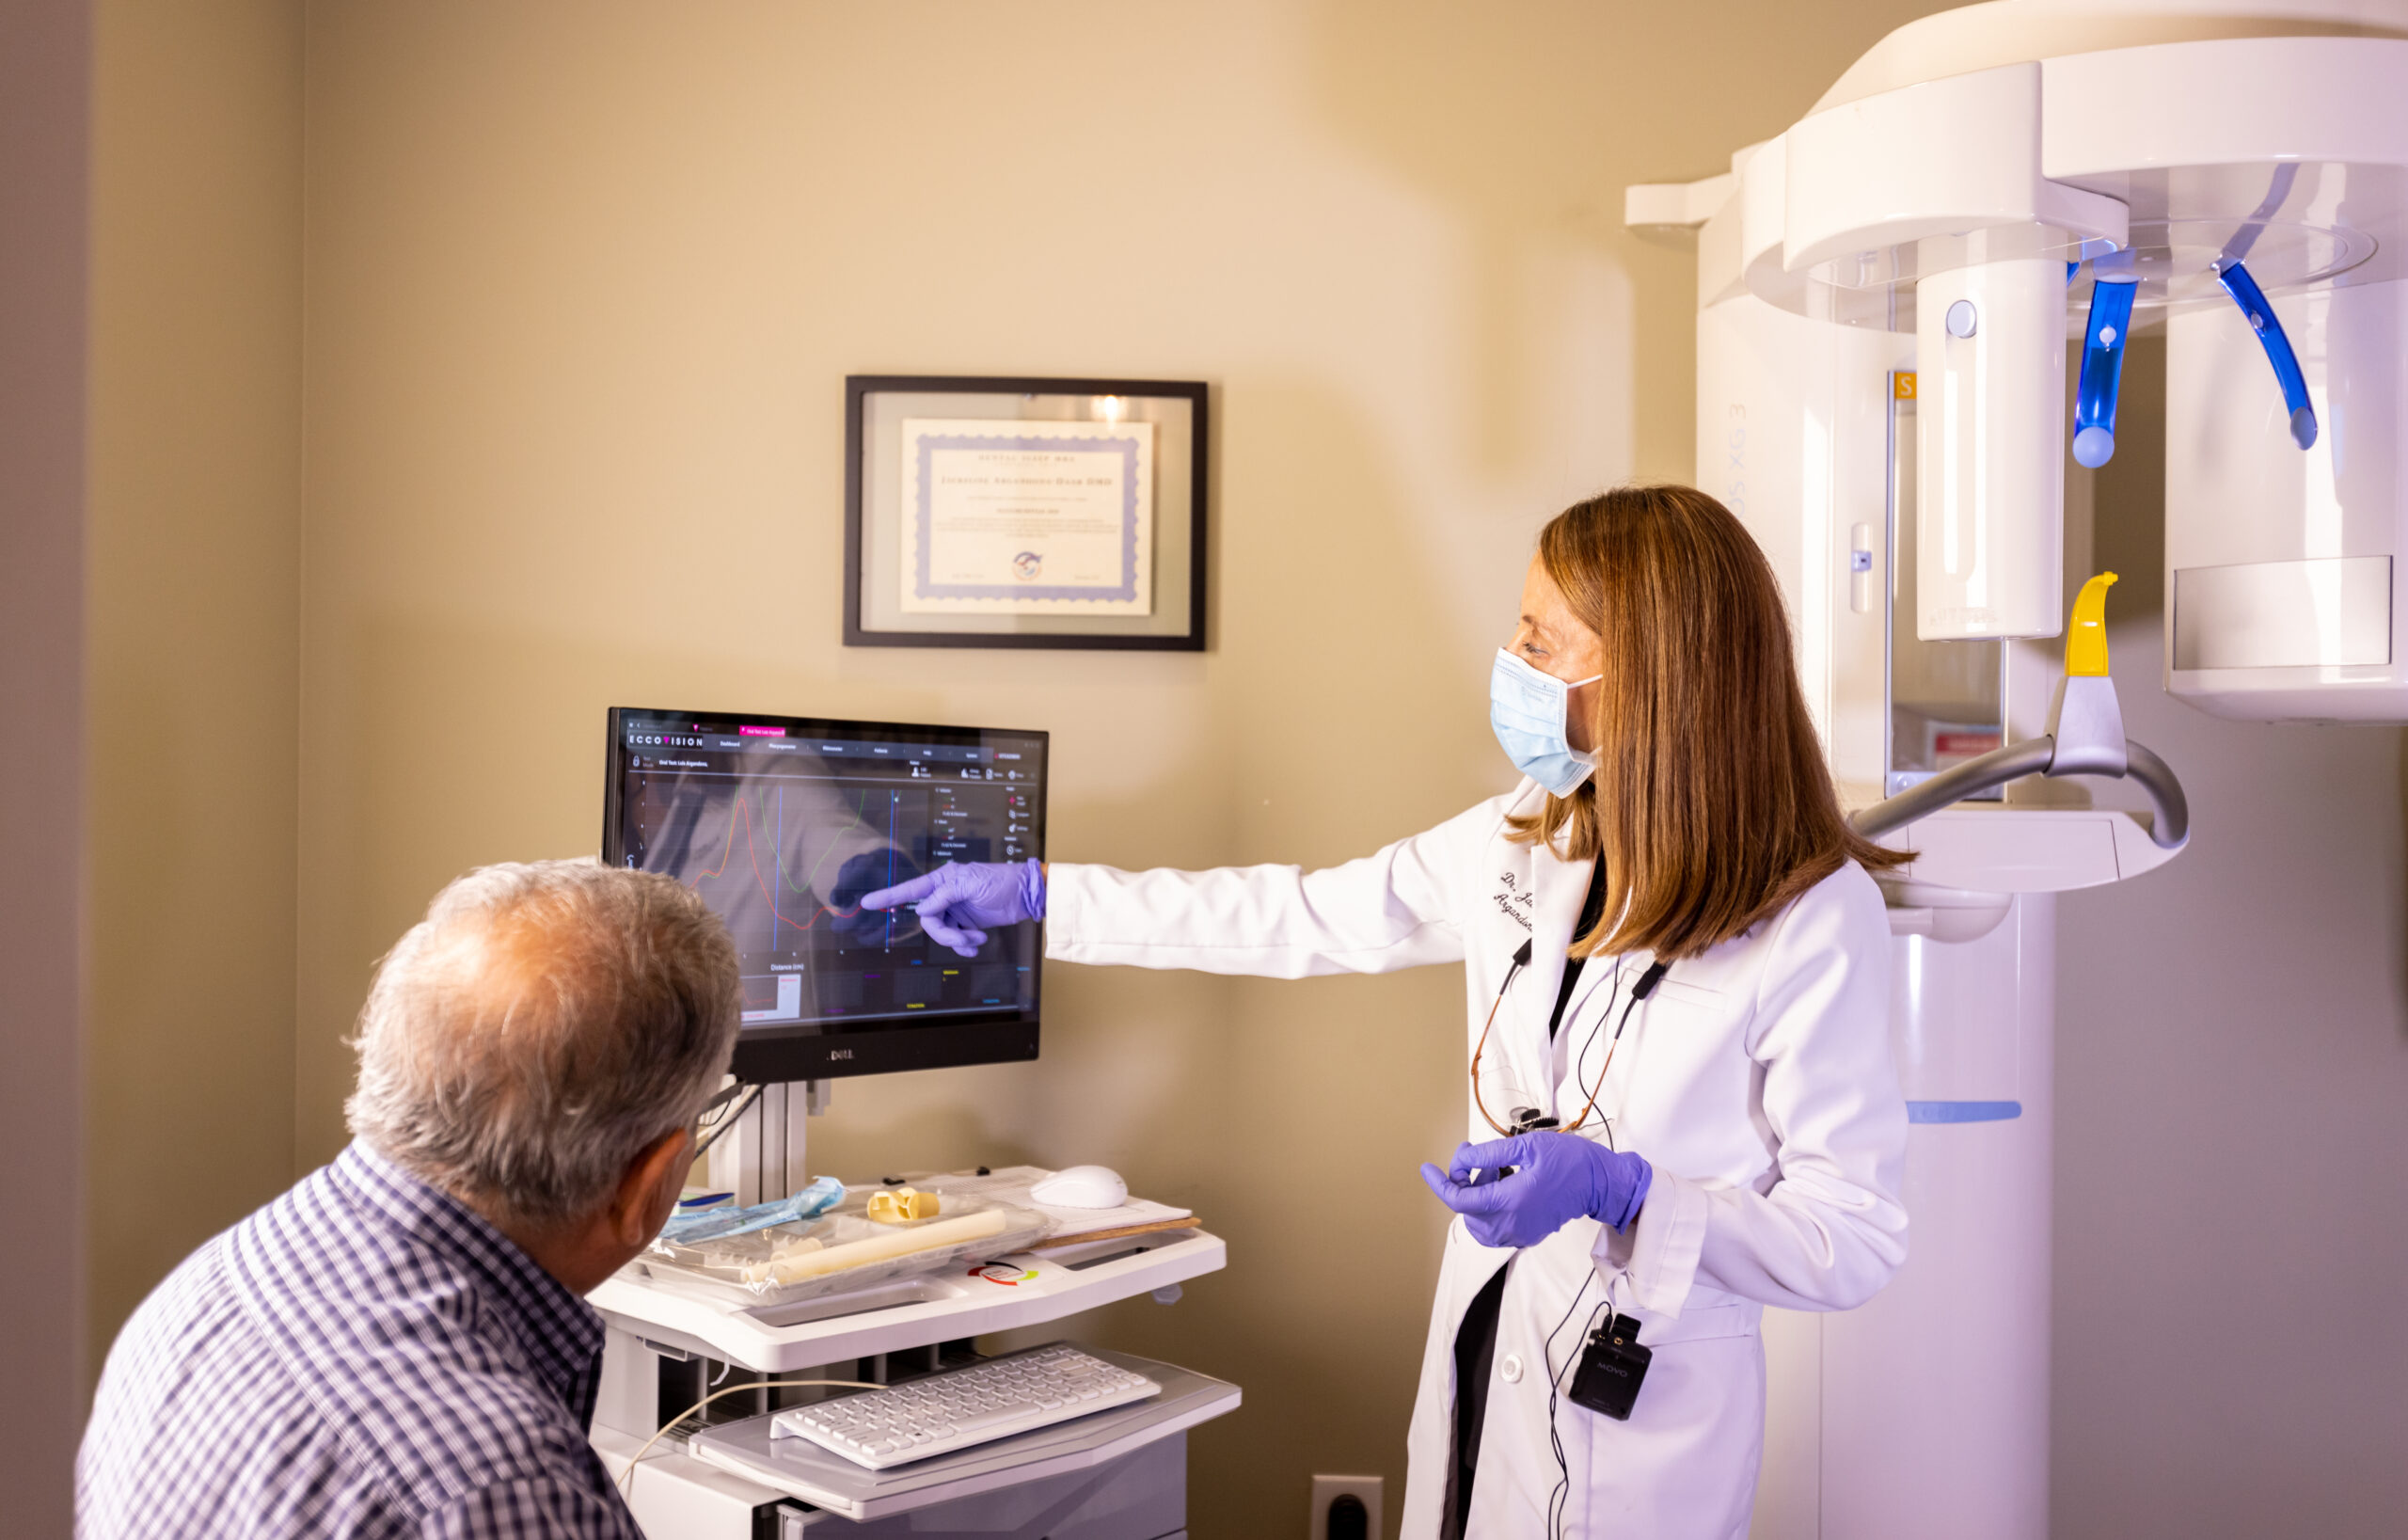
left=1419, top=1131, right=1652, bottom=1249
left=858, top=858, right=1046, bottom=958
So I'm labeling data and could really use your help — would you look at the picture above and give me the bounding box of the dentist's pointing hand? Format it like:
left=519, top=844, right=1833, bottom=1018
left=857, top=858, right=1046, bottom=958
left=827, top=849, right=922, bottom=945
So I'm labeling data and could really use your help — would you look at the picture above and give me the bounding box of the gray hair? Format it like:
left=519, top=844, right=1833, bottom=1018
left=345, top=859, right=741, bottom=1229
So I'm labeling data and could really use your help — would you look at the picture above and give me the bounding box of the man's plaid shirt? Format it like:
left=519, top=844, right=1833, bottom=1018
left=78, top=1142, right=643, bottom=1538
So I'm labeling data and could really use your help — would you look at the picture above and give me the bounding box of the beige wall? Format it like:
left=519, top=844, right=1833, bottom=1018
left=84, top=0, right=305, bottom=1382
left=291, top=3, right=1942, bottom=1532
left=3, top=0, right=94, bottom=1524
left=72, top=4, right=2408, bottom=1536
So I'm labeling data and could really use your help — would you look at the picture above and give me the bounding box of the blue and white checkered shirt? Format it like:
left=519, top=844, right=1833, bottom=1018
left=78, top=1143, right=642, bottom=1538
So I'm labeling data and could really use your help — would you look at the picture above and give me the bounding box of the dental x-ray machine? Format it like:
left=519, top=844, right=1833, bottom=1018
left=1626, top=3, right=2408, bottom=1535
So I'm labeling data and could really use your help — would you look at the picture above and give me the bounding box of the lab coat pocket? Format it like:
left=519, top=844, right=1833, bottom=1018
left=1646, top=976, right=1735, bottom=1040
left=1632, top=1297, right=1759, bottom=1345
left=1650, top=976, right=1726, bottom=1009
left=1565, top=1324, right=1765, bottom=1540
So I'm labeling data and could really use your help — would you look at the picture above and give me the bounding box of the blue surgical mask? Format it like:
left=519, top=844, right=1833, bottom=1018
left=1490, top=648, right=1601, bottom=797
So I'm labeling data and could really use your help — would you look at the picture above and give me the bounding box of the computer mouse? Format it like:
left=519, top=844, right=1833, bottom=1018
left=1030, top=1165, right=1128, bottom=1210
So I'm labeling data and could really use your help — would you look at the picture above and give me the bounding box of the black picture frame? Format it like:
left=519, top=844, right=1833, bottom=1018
left=843, top=374, right=1210, bottom=650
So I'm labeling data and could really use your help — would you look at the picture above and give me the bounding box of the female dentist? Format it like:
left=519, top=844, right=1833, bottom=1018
left=859, top=484, right=1911, bottom=1540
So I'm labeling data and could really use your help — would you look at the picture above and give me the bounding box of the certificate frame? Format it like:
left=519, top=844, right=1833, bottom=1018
left=844, top=374, right=1209, bottom=650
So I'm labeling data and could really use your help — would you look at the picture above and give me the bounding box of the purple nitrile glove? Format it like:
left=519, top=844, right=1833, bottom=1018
left=1418, top=1131, right=1652, bottom=1248
left=856, top=858, right=1045, bottom=959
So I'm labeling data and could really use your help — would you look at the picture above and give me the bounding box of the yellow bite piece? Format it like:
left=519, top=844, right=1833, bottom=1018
left=867, top=1187, right=941, bottom=1223
left=2064, top=572, right=2119, bottom=677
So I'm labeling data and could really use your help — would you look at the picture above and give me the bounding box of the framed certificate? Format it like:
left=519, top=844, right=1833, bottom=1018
left=846, top=376, right=1207, bottom=649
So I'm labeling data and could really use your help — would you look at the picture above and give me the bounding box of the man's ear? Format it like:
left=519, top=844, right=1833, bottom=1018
left=609, top=1126, right=695, bottom=1250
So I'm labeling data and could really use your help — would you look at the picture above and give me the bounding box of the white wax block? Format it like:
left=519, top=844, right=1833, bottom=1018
left=918, top=1166, right=1193, bottom=1238
left=740, top=1208, right=1008, bottom=1286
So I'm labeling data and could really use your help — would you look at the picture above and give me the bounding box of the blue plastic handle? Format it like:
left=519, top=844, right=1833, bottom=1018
left=2072, top=277, right=2138, bottom=468
left=2212, top=258, right=2318, bottom=450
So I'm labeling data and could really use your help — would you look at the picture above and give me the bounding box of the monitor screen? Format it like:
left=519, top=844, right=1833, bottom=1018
left=602, top=706, right=1047, bottom=1083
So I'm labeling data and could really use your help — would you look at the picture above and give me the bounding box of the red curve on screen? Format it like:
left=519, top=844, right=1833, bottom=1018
left=693, top=794, right=865, bottom=940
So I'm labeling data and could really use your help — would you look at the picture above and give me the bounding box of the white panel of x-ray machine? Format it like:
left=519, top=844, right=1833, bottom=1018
left=1668, top=4, right=2408, bottom=717
left=1626, top=7, right=2408, bottom=1538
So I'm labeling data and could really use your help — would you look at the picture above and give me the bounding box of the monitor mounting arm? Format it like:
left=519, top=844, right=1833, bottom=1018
left=703, top=1079, right=833, bottom=1207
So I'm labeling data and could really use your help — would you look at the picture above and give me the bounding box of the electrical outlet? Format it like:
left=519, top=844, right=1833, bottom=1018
left=1309, top=1474, right=1384, bottom=1540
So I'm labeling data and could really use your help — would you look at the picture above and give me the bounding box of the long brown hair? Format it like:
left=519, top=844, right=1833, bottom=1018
left=1506, top=484, right=1906, bottom=960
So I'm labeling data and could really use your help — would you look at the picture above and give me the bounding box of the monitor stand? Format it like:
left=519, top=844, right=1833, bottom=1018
left=706, top=1078, right=832, bottom=1206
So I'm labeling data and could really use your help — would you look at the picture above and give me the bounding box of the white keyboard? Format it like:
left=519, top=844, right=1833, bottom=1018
left=769, top=1345, right=1161, bottom=1470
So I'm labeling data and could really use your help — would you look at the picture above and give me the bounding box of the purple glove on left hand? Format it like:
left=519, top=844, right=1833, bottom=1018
left=1419, top=1131, right=1652, bottom=1249
left=857, top=858, right=1045, bottom=958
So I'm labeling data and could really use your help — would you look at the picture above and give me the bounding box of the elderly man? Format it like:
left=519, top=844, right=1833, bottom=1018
left=78, top=861, right=741, bottom=1537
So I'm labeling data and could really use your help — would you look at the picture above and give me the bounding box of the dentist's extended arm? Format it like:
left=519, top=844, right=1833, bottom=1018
left=861, top=796, right=1510, bottom=976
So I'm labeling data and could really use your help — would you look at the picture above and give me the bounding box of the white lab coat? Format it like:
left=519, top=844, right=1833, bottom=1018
left=1045, top=782, right=1908, bottom=1540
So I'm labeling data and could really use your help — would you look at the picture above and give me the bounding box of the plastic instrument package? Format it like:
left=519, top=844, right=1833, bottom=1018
left=657, top=1175, right=847, bottom=1246
left=641, top=1187, right=1052, bottom=1307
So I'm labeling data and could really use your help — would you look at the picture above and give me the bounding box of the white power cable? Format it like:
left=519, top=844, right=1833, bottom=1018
left=617, top=1376, right=881, bottom=1499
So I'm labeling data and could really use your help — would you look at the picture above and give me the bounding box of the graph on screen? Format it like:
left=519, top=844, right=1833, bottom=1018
left=610, top=717, right=1041, bottom=1029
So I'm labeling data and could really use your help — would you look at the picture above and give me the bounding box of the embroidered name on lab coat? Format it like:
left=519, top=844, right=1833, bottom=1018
left=1492, top=870, right=1534, bottom=930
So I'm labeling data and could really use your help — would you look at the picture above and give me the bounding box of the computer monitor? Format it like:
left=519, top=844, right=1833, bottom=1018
left=602, top=706, right=1048, bottom=1083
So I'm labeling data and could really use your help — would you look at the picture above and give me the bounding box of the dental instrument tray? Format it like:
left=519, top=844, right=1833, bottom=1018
left=640, top=1187, right=1052, bottom=1307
